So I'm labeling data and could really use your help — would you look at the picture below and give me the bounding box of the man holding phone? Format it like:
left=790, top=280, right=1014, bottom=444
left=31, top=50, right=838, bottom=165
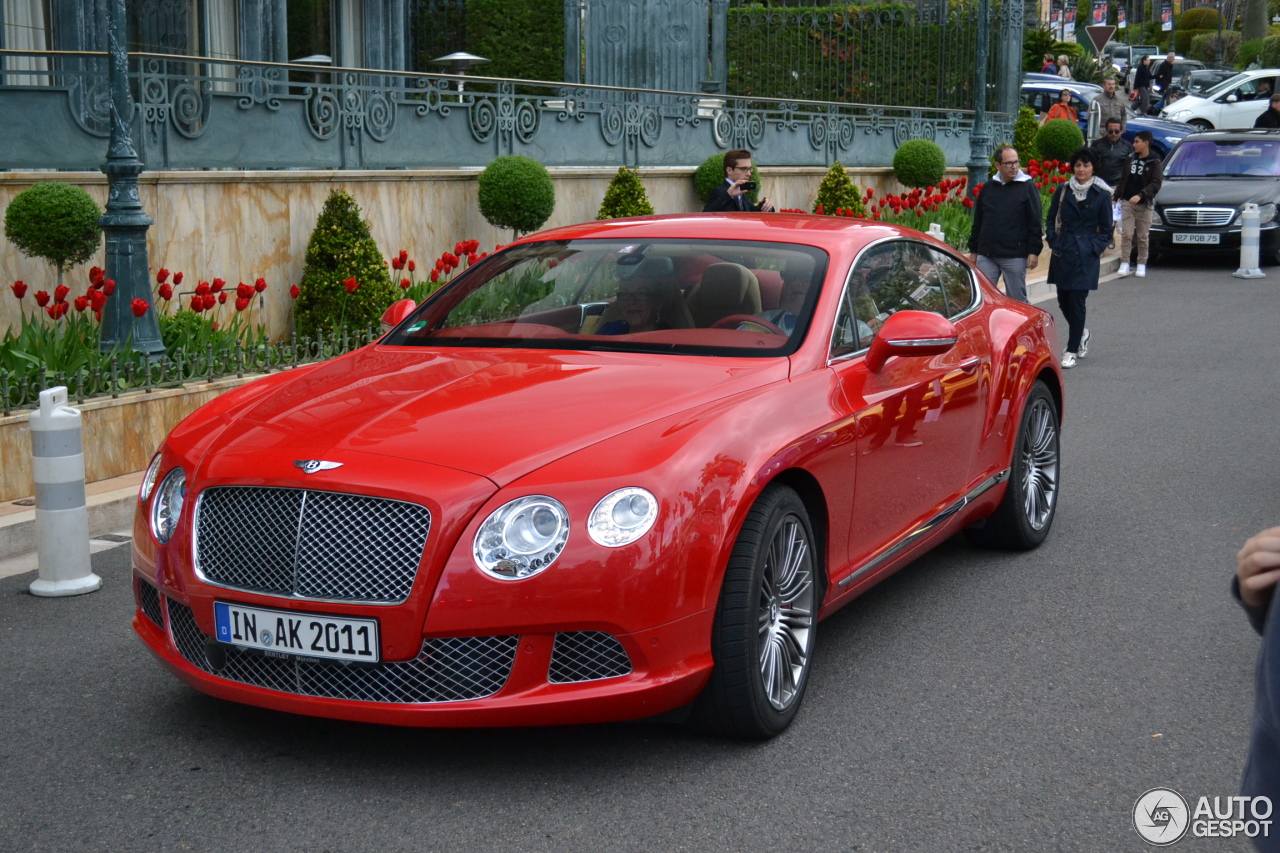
left=703, top=149, right=776, bottom=213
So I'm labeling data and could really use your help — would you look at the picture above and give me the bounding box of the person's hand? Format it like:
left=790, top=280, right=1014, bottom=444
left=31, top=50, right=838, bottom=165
left=758, top=196, right=775, bottom=213
left=1238, top=527, right=1280, bottom=609
left=1129, top=195, right=1141, bottom=205
left=968, top=253, right=977, bottom=264
left=1027, top=254, right=1039, bottom=271
left=727, top=180, right=748, bottom=198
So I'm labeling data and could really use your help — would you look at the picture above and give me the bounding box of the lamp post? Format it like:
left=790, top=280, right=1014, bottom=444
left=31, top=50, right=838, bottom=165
left=98, top=0, right=164, bottom=358
left=967, top=0, right=991, bottom=201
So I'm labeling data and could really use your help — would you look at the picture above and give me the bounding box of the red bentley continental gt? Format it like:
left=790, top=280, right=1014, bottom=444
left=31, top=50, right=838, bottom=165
left=132, top=214, right=1063, bottom=738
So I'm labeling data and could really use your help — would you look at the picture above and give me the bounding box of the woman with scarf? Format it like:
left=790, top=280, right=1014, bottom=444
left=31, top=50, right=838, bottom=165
left=1046, top=147, right=1113, bottom=370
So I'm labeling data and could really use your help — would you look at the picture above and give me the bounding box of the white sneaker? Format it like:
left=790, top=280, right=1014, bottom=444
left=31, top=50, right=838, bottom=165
left=1117, top=262, right=1131, bottom=276
left=1136, top=264, right=1146, bottom=277
left=1061, top=352, right=1077, bottom=369
left=1078, top=329, right=1091, bottom=359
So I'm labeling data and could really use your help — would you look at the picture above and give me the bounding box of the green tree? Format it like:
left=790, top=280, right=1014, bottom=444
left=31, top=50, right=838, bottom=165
left=812, top=162, right=866, bottom=216
left=478, top=155, right=556, bottom=238
left=294, top=190, right=397, bottom=338
left=893, top=139, right=947, bottom=189
left=596, top=167, right=656, bottom=220
left=466, top=0, right=564, bottom=81
left=1035, top=119, right=1085, bottom=163
left=4, top=182, right=102, bottom=287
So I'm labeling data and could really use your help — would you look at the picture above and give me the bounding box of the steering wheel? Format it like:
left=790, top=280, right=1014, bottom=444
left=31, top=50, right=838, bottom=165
left=711, top=314, right=787, bottom=336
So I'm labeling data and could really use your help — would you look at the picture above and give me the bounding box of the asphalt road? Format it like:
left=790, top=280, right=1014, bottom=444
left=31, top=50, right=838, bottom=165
left=1, top=257, right=1276, bottom=853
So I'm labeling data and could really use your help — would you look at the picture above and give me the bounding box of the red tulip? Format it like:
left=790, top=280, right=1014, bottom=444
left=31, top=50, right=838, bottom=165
left=211, top=321, right=220, bottom=332
left=407, top=259, right=416, bottom=272
left=130, top=298, right=149, bottom=317
left=54, top=284, right=70, bottom=303
left=235, top=296, right=250, bottom=312
left=73, top=295, right=89, bottom=312
left=289, top=284, right=300, bottom=299
left=343, top=277, right=359, bottom=294
left=34, top=290, right=50, bottom=307
left=916, top=209, right=923, bottom=218
left=429, top=269, right=440, bottom=283
left=467, top=253, right=478, bottom=266
left=46, top=302, right=68, bottom=320
left=468, top=240, right=481, bottom=253
left=102, top=279, right=116, bottom=296
left=173, top=271, right=184, bottom=286
left=236, top=282, right=253, bottom=299
left=254, top=277, right=267, bottom=293
left=212, top=278, right=226, bottom=292
left=218, top=292, right=228, bottom=304
left=11, top=281, right=27, bottom=299
left=89, top=289, right=107, bottom=311
left=93, top=309, right=102, bottom=322
left=158, top=283, right=173, bottom=301
left=89, top=266, right=104, bottom=286
left=156, top=268, right=170, bottom=284
left=202, top=293, right=217, bottom=311
left=196, top=281, right=211, bottom=296
left=391, top=257, right=402, bottom=271
left=454, top=242, right=464, bottom=256
left=190, top=296, right=204, bottom=313
left=434, top=258, right=445, bottom=272
left=401, top=278, right=411, bottom=289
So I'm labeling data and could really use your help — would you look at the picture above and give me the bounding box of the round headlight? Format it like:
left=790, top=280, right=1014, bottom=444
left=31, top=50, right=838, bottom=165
left=139, top=453, right=162, bottom=504
left=150, top=467, right=187, bottom=544
left=588, top=487, right=658, bottom=547
left=473, top=496, right=569, bottom=580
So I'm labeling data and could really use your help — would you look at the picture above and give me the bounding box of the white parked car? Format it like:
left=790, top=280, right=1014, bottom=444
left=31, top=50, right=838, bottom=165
left=1160, top=69, right=1280, bottom=129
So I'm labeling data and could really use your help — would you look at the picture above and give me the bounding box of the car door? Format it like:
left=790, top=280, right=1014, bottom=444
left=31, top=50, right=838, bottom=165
left=829, top=240, right=989, bottom=574
left=1219, top=75, right=1277, bottom=128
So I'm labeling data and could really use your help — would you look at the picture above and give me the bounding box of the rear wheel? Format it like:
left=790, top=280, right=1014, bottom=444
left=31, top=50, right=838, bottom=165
left=965, top=381, right=1060, bottom=551
left=1189, top=118, right=1214, bottom=131
left=689, top=485, right=820, bottom=739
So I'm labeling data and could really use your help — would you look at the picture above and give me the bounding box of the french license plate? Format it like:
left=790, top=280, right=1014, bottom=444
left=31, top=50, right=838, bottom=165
left=213, top=601, right=379, bottom=663
left=1173, top=232, right=1221, bottom=244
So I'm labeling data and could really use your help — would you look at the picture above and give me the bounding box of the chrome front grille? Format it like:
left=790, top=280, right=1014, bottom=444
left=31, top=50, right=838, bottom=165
left=195, top=487, right=431, bottom=604
left=1163, top=207, right=1236, bottom=227
left=167, top=599, right=518, bottom=703
left=548, top=631, right=633, bottom=683
left=139, top=580, right=163, bottom=628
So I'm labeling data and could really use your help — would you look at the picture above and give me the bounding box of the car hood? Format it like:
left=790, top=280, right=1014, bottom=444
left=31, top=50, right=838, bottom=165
left=1162, top=95, right=1211, bottom=118
left=1131, top=115, right=1196, bottom=135
left=200, top=346, right=788, bottom=487
left=1157, top=177, right=1280, bottom=207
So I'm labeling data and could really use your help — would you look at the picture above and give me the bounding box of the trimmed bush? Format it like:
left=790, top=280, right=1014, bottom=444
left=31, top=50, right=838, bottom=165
left=465, top=0, right=564, bottom=82
left=596, top=167, right=655, bottom=220
left=294, top=190, right=397, bottom=337
left=477, top=155, right=556, bottom=236
left=1240, top=38, right=1267, bottom=68
left=812, top=162, right=865, bottom=216
left=1264, top=35, right=1280, bottom=67
left=1179, top=6, right=1220, bottom=30
left=1013, top=106, right=1040, bottom=165
left=1035, top=119, right=1084, bottom=163
left=1190, top=31, right=1241, bottom=65
left=694, top=153, right=760, bottom=207
left=4, top=182, right=102, bottom=285
left=1175, top=28, right=1215, bottom=55
left=893, top=139, right=946, bottom=189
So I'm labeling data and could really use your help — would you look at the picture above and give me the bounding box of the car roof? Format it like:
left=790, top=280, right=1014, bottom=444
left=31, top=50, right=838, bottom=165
left=1179, top=128, right=1280, bottom=142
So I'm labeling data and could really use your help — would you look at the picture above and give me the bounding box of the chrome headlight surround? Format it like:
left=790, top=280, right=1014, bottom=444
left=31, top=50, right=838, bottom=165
left=139, top=453, right=162, bottom=504
left=150, top=467, right=187, bottom=544
left=587, top=488, right=658, bottom=547
left=473, top=495, right=570, bottom=580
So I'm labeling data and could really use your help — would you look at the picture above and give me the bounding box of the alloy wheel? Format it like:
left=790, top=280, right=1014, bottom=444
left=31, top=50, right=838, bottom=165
left=1021, top=397, right=1059, bottom=531
left=757, top=515, right=815, bottom=711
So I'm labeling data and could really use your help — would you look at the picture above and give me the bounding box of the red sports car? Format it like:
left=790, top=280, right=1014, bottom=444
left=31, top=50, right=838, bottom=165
left=132, top=214, right=1063, bottom=738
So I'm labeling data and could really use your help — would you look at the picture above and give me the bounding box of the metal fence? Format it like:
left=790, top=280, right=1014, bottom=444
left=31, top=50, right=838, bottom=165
left=0, top=48, right=1011, bottom=172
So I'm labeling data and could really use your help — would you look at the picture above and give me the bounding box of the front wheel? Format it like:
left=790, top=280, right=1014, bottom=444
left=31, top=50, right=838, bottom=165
left=1189, top=119, right=1214, bottom=131
left=965, top=381, right=1060, bottom=550
left=689, top=485, right=821, bottom=739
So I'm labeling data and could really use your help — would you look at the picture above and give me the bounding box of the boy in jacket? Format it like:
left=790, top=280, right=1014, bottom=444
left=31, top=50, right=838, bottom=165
left=1116, top=131, right=1163, bottom=277
left=967, top=145, right=1043, bottom=302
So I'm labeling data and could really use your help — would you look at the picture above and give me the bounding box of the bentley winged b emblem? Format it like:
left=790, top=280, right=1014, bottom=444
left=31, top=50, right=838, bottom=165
left=294, top=460, right=343, bottom=474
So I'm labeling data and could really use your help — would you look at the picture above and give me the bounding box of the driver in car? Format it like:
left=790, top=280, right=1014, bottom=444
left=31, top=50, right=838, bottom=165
left=597, top=278, right=667, bottom=335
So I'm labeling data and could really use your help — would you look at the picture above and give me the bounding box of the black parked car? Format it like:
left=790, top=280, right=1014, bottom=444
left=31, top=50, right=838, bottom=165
left=1150, top=129, right=1280, bottom=263
left=1181, top=68, right=1239, bottom=97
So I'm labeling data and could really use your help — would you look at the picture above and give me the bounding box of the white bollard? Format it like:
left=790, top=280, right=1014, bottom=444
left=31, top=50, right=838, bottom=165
left=927, top=222, right=945, bottom=240
left=1235, top=203, right=1266, bottom=279
left=28, top=386, right=101, bottom=597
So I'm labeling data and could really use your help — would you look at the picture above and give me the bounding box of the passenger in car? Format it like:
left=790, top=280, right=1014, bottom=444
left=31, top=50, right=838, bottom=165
left=754, top=263, right=813, bottom=334
left=596, top=278, right=668, bottom=335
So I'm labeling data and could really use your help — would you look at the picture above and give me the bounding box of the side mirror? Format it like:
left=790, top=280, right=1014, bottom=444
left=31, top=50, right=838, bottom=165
left=379, top=299, right=417, bottom=336
left=1226, top=94, right=1239, bottom=103
left=865, top=311, right=959, bottom=373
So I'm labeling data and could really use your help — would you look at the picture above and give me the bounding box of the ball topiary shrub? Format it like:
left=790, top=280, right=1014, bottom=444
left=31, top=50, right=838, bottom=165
left=1034, top=119, right=1084, bottom=163
left=892, top=139, right=946, bottom=189
left=596, top=166, right=655, bottom=220
left=1178, top=6, right=1220, bottom=30
left=4, top=182, right=102, bottom=286
left=478, top=155, right=556, bottom=237
left=812, top=161, right=865, bottom=216
left=693, top=152, right=760, bottom=207
left=294, top=189, right=397, bottom=338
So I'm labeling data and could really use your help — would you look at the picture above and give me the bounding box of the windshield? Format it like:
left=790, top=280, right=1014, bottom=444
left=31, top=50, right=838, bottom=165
left=1205, top=72, right=1249, bottom=98
left=1164, top=139, right=1280, bottom=177
left=383, top=239, right=830, bottom=357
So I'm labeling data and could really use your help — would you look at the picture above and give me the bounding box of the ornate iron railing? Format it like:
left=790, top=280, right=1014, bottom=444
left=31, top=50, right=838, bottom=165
left=0, top=49, right=1012, bottom=171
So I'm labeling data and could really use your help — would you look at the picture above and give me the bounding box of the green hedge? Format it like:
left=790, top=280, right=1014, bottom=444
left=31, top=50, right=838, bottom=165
left=1175, top=28, right=1215, bottom=55
left=1264, top=35, right=1280, bottom=66
left=1190, top=31, right=1241, bottom=64
left=1179, top=6, right=1220, bottom=30
left=465, top=0, right=563, bottom=82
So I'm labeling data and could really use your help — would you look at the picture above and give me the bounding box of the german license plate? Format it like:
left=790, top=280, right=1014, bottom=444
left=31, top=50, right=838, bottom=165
left=213, top=601, right=379, bottom=663
left=1173, top=232, right=1221, bottom=244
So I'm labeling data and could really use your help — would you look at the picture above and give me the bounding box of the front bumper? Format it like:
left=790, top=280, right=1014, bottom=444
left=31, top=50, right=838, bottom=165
left=1149, top=221, right=1280, bottom=256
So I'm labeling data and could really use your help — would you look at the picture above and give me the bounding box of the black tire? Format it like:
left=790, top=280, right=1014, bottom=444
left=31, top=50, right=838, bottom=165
left=1190, top=119, right=1214, bottom=131
left=688, top=485, right=821, bottom=739
left=964, top=381, right=1060, bottom=551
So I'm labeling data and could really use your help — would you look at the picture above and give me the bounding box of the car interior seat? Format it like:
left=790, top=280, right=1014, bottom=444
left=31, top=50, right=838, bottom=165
left=685, top=263, right=762, bottom=328
left=752, top=269, right=784, bottom=311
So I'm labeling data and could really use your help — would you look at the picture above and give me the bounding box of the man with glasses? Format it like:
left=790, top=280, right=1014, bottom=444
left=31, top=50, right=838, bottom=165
left=1087, top=77, right=1128, bottom=141
left=703, top=149, right=776, bottom=213
left=1090, top=119, right=1132, bottom=250
left=966, top=145, right=1043, bottom=303
left=1255, top=93, right=1280, bottom=128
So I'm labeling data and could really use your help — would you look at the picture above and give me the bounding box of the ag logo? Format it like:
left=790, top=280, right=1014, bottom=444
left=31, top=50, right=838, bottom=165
left=1134, top=787, right=1190, bottom=846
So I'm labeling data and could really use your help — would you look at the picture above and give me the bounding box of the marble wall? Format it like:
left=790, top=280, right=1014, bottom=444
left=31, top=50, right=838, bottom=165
left=0, top=165, right=955, bottom=338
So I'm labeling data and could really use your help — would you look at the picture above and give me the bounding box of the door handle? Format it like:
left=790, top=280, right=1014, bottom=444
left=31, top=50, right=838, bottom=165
left=958, top=357, right=981, bottom=373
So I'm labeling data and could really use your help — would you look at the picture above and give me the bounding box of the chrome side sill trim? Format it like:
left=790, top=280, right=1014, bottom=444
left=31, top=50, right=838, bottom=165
left=837, top=468, right=1010, bottom=588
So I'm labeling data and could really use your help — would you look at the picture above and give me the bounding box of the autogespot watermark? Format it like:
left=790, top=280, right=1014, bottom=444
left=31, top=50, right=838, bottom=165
left=1133, top=787, right=1274, bottom=845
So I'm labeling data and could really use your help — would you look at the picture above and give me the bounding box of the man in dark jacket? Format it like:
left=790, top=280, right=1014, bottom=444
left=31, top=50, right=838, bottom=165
left=966, top=145, right=1043, bottom=302
left=703, top=149, right=775, bottom=213
left=1234, top=527, right=1280, bottom=853
left=1089, top=119, right=1133, bottom=186
left=1153, top=51, right=1177, bottom=95
left=1115, top=131, right=1163, bottom=277
left=1256, top=93, right=1280, bottom=129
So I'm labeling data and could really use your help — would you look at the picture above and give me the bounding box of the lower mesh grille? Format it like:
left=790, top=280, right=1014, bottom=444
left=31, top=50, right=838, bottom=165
left=167, top=599, right=518, bottom=703
left=139, top=580, right=163, bottom=628
left=548, top=631, right=633, bottom=683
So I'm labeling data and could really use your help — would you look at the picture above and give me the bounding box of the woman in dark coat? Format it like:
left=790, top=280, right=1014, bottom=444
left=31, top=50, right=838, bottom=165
left=1046, top=147, right=1113, bottom=369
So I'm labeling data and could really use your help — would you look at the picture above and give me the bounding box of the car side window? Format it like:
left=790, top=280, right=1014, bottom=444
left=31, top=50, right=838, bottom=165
left=830, top=241, right=952, bottom=359
left=927, top=248, right=976, bottom=317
